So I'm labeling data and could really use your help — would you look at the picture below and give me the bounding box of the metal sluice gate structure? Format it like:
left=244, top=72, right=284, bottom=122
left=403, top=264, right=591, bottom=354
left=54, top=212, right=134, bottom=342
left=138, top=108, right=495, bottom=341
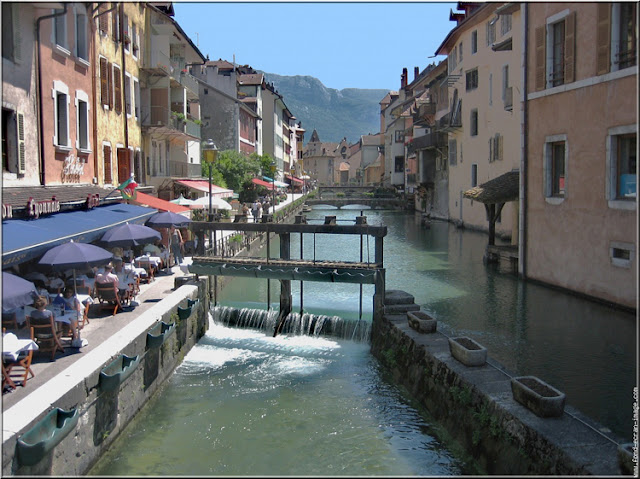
left=188, top=215, right=387, bottom=336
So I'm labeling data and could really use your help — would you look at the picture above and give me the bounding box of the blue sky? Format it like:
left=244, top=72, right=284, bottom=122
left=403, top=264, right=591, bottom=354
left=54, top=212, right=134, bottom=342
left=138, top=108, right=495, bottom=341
left=173, top=2, right=458, bottom=91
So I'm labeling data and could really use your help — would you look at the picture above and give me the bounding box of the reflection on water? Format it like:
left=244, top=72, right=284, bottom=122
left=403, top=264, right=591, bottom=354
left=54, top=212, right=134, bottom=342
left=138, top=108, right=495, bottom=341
left=89, top=322, right=474, bottom=476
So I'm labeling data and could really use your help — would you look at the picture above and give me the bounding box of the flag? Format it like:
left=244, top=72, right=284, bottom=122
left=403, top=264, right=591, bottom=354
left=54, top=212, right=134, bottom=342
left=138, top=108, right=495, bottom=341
left=117, top=176, right=138, bottom=200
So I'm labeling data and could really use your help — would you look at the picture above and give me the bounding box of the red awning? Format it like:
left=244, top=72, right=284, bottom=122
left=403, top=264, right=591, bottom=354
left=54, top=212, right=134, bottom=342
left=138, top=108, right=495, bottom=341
left=132, top=192, right=191, bottom=214
left=175, top=179, right=233, bottom=198
left=252, top=178, right=276, bottom=190
left=285, top=174, right=304, bottom=184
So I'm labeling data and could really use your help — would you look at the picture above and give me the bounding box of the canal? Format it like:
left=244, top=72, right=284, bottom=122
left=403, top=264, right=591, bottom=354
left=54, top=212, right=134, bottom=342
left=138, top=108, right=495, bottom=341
left=89, top=207, right=636, bottom=475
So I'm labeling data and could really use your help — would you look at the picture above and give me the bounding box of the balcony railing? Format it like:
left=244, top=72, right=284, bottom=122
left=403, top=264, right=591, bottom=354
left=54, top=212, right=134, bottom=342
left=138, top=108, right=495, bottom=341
left=504, top=86, right=513, bottom=111
left=168, top=160, right=201, bottom=178
left=407, top=132, right=448, bottom=154
left=141, top=107, right=200, bottom=139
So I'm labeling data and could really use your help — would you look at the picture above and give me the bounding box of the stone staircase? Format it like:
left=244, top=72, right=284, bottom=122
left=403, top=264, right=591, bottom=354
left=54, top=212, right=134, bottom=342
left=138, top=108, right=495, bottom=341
left=384, top=289, right=420, bottom=314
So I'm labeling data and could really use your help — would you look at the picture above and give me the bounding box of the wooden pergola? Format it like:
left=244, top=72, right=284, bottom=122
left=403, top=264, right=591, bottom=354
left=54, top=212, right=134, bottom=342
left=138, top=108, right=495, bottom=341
left=463, top=170, right=519, bottom=246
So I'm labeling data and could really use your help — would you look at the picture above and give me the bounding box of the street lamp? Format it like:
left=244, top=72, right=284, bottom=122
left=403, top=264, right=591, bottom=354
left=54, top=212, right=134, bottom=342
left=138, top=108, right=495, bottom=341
left=202, top=139, right=219, bottom=222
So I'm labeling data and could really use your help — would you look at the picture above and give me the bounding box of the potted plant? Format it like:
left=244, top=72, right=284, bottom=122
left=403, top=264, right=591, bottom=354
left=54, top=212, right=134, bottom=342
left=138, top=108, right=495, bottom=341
left=123, top=32, right=131, bottom=45
left=448, top=336, right=487, bottom=366
left=510, top=376, right=566, bottom=417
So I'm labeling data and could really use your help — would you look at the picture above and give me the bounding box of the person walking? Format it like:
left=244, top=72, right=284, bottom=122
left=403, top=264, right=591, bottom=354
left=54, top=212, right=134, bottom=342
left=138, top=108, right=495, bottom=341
left=170, top=226, right=184, bottom=266
left=251, top=200, right=260, bottom=222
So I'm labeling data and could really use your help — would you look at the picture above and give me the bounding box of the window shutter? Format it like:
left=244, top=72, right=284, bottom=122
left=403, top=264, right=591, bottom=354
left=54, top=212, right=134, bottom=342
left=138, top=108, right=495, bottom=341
left=104, top=144, right=112, bottom=183
left=114, top=68, right=122, bottom=114
left=564, top=11, right=576, bottom=83
left=498, top=134, right=503, bottom=161
left=17, top=112, right=25, bottom=173
left=488, top=137, right=493, bottom=163
left=108, top=62, right=113, bottom=109
left=596, top=3, right=611, bottom=75
left=112, top=9, right=118, bottom=42
left=12, top=4, right=21, bottom=63
left=534, top=26, right=546, bottom=90
left=494, top=133, right=500, bottom=162
left=99, top=4, right=108, bottom=35
left=100, top=58, right=108, bottom=106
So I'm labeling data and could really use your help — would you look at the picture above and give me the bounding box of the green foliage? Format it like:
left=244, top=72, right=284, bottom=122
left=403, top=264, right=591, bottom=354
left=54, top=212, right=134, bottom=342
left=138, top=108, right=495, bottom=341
left=229, top=233, right=243, bottom=244
left=209, top=150, right=262, bottom=193
left=472, top=429, right=481, bottom=446
left=382, top=348, right=396, bottom=367
left=450, top=385, right=473, bottom=406
left=336, top=192, right=345, bottom=197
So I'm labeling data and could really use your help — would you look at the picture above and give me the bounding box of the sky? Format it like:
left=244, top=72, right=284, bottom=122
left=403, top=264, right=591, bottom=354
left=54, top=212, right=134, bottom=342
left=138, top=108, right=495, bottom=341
left=173, top=1, right=458, bottom=91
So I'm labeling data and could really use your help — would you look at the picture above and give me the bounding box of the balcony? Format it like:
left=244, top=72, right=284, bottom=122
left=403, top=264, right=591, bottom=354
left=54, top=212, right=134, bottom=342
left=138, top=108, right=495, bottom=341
left=504, top=86, right=513, bottom=111
left=141, top=107, right=201, bottom=140
left=141, top=48, right=199, bottom=98
left=407, top=132, right=448, bottom=154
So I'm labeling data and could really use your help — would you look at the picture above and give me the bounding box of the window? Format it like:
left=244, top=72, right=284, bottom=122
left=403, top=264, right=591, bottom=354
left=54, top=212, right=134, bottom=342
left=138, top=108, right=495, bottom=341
left=471, top=30, right=478, bottom=54
left=610, top=241, right=634, bottom=268
left=486, top=19, right=496, bottom=46
left=489, top=134, right=502, bottom=162
left=465, top=68, right=478, bottom=91
left=103, top=143, right=112, bottom=183
left=394, top=156, right=404, bottom=173
left=500, top=13, right=512, bottom=36
left=470, top=109, right=478, bottom=136
left=448, top=46, right=457, bottom=71
left=395, top=131, right=404, bottom=143
left=2, top=3, right=21, bottom=63
left=124, top=73, right=132, bottom=116
left=123, top=14, right=130, bottom=53
left=448, top=139, right=457, bottom=166
left=53, top=81, right=70, bottom=148
left=617, top=3, right=637, bottom=69
left=133, top=78, right=140, bottom=120
left=113, top=65, right=122, bottom=114
left=538, top=11, right=576, bottom=90
left=544, top=136, right=567, bottom=200
left=98, top=4, right=108, bottom=35
left=53, top=8, right=68, bottom=51
left=112, top=7, right=120, bottom=43
left=132, top=23, right=139, bottom=58
left=75, top=7, right=88, bottom=61
left=471, top=164, right=478, bottom=187
left=459, top=41, right=463, bottom=62
left=502, top=65, right=509, bottom=101
left=489, top=73, right=493, bottom=105
left=607, top=126, right=637, bottom=204
left=76, top=91, right=90, bottom=151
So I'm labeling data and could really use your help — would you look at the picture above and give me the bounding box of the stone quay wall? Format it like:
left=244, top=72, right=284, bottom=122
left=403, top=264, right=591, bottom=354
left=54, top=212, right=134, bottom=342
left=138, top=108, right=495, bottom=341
left=370, top=290, right=625, bottom=476
left=2, top=280, right=209, bottom=476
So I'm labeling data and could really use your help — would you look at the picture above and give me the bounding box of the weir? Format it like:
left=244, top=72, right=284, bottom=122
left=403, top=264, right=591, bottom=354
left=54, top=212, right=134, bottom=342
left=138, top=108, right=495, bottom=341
left=189, top=216, right=387, bottom=336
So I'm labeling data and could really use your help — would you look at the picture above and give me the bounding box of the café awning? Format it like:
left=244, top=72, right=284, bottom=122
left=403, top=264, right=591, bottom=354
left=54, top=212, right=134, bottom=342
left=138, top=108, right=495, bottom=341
left=2, top=203, right=157, bottom=268
left=175, top=179, right=234, bottom=198
left=132, top=192, right=191, bottom=214
left=285, top=174, right=304, bottom=185
left=252, top=178, right=277, bottom=190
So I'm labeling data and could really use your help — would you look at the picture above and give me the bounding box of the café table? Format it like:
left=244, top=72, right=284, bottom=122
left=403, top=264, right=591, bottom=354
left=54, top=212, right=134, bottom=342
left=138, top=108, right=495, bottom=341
left=2, top=331, right=39, bottom=362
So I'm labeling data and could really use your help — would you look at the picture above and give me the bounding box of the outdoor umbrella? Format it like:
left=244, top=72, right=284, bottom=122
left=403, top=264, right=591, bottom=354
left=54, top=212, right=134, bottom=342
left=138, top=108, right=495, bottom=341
left=37, top=240, right=114, bottom=347
left=99, top=222, right=162, bottom=248
left=169, top=195, right=196, bottom=206
left=189, top=196, right=232, bottom=210
left=146, top=211, right=192, bottom=228
left=2, top=272, right=38, bottom=312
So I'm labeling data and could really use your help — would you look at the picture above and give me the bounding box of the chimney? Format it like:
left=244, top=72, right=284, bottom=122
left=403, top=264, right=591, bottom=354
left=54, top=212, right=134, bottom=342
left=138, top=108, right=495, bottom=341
left=414, top=66, right=420, bottom=81
left=401, top=68, right=408, bottom=88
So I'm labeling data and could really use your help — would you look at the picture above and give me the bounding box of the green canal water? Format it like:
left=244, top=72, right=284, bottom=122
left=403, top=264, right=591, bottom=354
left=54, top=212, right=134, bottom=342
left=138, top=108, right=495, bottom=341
left=89, top=207, right=636, bottom=475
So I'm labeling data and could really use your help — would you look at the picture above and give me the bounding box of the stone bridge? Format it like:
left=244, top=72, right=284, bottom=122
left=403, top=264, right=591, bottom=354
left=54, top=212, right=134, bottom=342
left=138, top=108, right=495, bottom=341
left=311, top=186, right=401, bottom=209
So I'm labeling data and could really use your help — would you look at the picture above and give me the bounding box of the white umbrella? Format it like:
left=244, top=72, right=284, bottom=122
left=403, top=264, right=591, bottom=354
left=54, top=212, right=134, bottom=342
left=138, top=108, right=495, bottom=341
left=170, top=195, right=196, bottom=206
left=189, top=196, right=232, bottom=210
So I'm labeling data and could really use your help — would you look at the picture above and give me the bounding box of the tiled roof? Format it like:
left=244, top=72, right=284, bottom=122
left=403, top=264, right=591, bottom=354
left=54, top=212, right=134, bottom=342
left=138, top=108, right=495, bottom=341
left=206, top=59, right=234, bottom=70
left=238, top=73, right=263, bottom=85
left=2, top=184, right=146, bottom=208
left=463, top=170, right=519, bottom=204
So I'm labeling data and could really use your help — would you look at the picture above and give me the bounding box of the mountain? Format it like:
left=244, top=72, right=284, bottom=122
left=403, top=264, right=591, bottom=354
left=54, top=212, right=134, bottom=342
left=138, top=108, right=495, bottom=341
left=263, top=72, right=389, bottom=145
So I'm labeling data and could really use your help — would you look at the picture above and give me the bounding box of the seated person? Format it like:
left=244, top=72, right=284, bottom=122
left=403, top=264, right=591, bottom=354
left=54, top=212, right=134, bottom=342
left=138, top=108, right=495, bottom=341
left=96, top=264, right=128, bottom=302
left=114, top=261, right=137, bottom=299
left=143, top=242, right=161, bottom=256
left=50, top=290, right=80, bottom=340
left=30, top=295, right=55, bottom=324
left=46, top=275, right=65, bottom=293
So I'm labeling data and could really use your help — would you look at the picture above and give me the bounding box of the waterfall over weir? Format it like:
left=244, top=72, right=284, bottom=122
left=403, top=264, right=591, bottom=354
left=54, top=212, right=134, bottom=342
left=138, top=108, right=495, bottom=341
left=213, top=306, right=372, bottom=342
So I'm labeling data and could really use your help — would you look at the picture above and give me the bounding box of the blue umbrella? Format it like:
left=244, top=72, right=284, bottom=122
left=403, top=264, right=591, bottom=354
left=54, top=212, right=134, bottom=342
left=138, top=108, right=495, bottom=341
left=146, top=211, right=192, bottom=228
left=38, top=240, right=114, bottom=273
left=99, top=223, right=162, bottom=248
left=2, top=272, right=38, bottom=312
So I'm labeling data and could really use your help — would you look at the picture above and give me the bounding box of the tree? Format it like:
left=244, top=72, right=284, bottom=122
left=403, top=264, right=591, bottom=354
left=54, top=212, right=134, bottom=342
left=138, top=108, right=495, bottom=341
left=209, top=150, right=262, bottom=193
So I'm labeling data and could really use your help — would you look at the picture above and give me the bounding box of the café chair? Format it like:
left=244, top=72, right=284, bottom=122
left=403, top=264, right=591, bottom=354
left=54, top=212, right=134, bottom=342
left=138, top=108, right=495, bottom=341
left=94, top=283, right=124, bottom=316
left=136, top=258, right=155, bottom=283
left=2, top=327, right=36, bottom=387
left=26, top=315, right=65, bottom=361
left=2, top=312, right=19, bottom=330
